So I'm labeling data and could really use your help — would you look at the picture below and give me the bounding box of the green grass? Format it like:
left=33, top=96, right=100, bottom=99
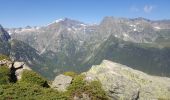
left=63, top=71, right=78, bottom=78
left=0, top=66, right=10, bottom=85
left=19, top=70, right=49, bottom=87
left=0, top=54, right=10, bottom=60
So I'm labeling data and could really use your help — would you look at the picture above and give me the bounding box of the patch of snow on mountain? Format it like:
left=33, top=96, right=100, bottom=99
left=55, top=19, right=64, bottom=23
left=130, top=24, right=136, bottom=27
left=123, top=33, right=129, bottom=37
left=115, top=35, right=118, bottom=38
left=80, top=24, right=87, bottom=27
left=154, top=26, right=161, bottom=30
left=35, top=27, right=40, bottom=30
left=8, top=31, right=13, bottom=35
left=67, top=28, right=72, bottom=31
left=47, top=18, right=64, bottom=26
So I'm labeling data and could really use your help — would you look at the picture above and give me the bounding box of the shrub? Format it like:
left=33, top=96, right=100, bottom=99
left=84, top=81, right=108, bottom=100
left=0, top=83, right=68, bottom=100
left=0, top=66, right=10, bottom=85
left=66, top=74, right=108, bottom=100
left=67, top=75, right=85, bottom=96
left=20, top=70, right=49, bottom=87
left=63, top=71, right=77, bottom=78
left=0, top=68, right=108, bottom=99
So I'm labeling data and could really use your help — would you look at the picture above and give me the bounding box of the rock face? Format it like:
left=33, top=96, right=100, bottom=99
left=0, top=24, right=11, bottom=42
left=84, top=60, right=170, bottom=100
left=51, top=74, right=72, bottom=92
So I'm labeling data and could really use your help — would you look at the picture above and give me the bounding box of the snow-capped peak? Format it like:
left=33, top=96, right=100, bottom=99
left=46, top=18, right=64, bottom=26
left=55, top=19, right=64, bottom=23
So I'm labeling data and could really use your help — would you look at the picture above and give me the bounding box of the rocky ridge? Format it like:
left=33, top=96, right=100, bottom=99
left=84, top=60, right=170, bottom=100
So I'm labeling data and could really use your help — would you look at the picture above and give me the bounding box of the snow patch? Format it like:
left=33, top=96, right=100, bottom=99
left=123, top=33, right=129, bottom=37
left=55, top=19, right=64, bottom=23
left=130, top=24, right=136, bottom=27
left=35, top=27, right=40, bottom=30
left=154, top=26, right=161, bottom=30
left=130, top=24, right=133, bottom=27
left=115, top=35, right=118, bottom=38
left=80, top=24, right=87, bottom=27
left=8, top=31, right=13, bottom=35
left=67, top=28, right=72, bottom=31
left=47, top=18, right=64, bottom=26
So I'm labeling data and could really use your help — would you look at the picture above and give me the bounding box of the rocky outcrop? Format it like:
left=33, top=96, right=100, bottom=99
left=10, top=61, right=31, bottom=80
left=51, top=74, right=72, bottom=92
left=84, top=60, right=170, bottom=100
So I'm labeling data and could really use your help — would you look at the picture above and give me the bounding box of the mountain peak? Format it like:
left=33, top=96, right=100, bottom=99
left=47, top=18, right=85, bottom=27
left=55, top=18, right=65, bottom=23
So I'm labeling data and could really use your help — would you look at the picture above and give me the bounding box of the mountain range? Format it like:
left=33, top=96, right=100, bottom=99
left=1, top=17, right=170, bottom=79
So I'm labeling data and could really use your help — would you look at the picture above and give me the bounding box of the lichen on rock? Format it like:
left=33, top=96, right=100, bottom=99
left=84, top=60, right=170, bottom=100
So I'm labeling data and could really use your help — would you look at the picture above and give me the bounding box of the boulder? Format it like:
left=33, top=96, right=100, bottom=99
left=51, top=74, right=72, bottom=92
left=84, top=60, right=170, bottom=100
left=12, top=61, right=31, bottom=80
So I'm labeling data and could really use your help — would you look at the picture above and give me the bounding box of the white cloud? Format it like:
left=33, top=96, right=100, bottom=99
left=130, top=6, right=139, bottom=12
left=143, top=5, right=154, bottom=13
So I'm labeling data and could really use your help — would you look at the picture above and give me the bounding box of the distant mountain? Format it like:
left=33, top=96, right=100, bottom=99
left=0, top=25, right=55, bottom=78
left=0, top=25, right=11, bottom=42
left=0, top=25, right=11, bottom=55
left=3, top=17, right=170, bottom=79
left=86, top=35, right=170, bottom=76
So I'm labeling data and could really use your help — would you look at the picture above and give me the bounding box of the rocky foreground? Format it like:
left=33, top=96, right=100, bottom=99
left=1, top=57, right=170, bottom=100
left=84, top=60, right=170, bottom=100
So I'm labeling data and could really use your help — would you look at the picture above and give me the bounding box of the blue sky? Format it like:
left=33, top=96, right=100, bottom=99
left=0, top=0, right=170, bottom=28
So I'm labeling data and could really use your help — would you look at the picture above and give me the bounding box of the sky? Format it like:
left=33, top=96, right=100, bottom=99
left=0, top=0, right=170, bottom=28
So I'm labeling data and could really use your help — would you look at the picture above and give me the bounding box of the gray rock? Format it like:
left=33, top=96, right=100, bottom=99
left=0, top=59, right=11, bottom=67
left=74, top=93, right=91, bottom=100
left=84, top=60, right=170, bottom=100
left=12, top=61, right=31, bottom=80
left=51, top=74, right=72, bottom=92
